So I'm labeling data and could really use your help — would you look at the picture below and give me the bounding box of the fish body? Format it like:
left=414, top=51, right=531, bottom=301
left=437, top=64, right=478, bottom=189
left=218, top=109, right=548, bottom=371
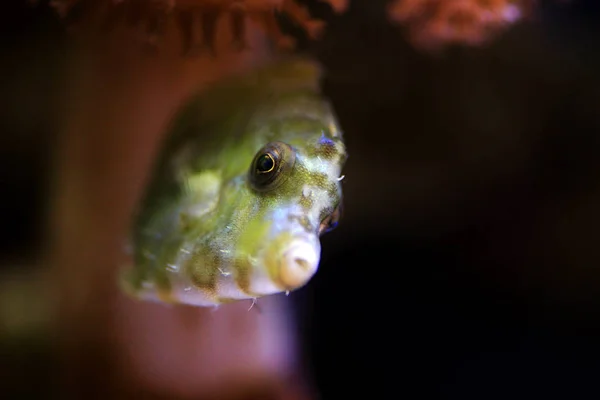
left=122, top=58, right=347, bottom=306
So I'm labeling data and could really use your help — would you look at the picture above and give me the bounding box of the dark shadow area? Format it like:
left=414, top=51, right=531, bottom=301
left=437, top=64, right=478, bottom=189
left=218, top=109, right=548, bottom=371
left=292, top=0, right=600, bottom=398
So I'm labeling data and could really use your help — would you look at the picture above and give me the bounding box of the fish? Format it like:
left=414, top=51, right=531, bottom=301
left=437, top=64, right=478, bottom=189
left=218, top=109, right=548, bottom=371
left=121, top=57, right=347, bottom=307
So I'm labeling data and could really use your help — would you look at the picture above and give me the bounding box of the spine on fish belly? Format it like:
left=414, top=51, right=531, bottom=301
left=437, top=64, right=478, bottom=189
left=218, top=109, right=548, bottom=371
left=121, top=57, right=347, bottom=307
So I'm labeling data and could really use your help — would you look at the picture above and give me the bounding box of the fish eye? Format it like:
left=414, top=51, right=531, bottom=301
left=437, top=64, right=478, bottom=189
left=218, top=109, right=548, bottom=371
left=249, top=141, right=295, bottom=192
left=319, top=203, right=342, bottom=236
left=256, top=153, right=275, bottom=174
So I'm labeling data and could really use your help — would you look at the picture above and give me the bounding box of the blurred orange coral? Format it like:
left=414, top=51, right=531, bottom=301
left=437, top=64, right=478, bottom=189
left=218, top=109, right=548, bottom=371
left=46, top=0, right=550, bottom=53
left=388, top=0, right=535, bottom=50
left=48, top=0, right=347, bottom=53
left=47, top=0, right=545, bottom=52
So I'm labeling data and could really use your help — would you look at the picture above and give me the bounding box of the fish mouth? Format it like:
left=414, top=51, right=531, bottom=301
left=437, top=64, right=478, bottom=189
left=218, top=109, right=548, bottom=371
left=253, top=233, right=321, bottom=293
left=277, top=238, right=320, bottom=290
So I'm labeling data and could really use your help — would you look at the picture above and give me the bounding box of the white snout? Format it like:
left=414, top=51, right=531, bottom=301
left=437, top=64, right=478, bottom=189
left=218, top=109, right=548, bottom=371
left=279, top=238, right=320, bottom=289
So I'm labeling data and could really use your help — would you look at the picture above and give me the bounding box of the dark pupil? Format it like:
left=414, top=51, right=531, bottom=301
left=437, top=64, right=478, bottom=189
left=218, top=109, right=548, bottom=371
left=256, top=153, right=275, bottom=173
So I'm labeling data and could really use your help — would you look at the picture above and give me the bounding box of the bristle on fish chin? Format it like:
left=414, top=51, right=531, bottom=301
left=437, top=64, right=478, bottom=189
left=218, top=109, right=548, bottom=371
left=45, top=0, right=343, bottom=55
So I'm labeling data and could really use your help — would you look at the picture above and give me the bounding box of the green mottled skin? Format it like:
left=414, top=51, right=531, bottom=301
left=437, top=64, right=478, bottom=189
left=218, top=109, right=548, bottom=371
left=122, top=57, right=347, bottom=306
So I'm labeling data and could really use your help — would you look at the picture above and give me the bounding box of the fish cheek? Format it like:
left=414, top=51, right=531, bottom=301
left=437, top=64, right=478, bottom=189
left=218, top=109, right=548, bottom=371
left=185, top=248, right=219, bottom=297
left=236, top=209, right=273, bottom=257
left=233, top=207, right=273, bottom=287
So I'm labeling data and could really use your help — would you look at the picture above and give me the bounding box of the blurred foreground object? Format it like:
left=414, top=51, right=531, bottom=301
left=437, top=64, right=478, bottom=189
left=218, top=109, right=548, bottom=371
left=46, top=3, right=314, bottom=398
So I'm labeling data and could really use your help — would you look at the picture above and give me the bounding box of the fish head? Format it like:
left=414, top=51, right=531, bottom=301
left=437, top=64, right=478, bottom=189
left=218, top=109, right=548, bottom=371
left=219, top=129, right=347, bottom=297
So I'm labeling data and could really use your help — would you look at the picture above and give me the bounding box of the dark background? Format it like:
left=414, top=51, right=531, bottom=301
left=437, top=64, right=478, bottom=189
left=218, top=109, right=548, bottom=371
left=2, top=0, right=600, bottom=398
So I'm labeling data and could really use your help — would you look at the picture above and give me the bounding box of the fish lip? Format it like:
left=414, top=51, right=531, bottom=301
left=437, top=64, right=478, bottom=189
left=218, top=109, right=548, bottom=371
left=273, top=235, right=321, bottom=291
left=240, top=233, right=320, bottom=297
